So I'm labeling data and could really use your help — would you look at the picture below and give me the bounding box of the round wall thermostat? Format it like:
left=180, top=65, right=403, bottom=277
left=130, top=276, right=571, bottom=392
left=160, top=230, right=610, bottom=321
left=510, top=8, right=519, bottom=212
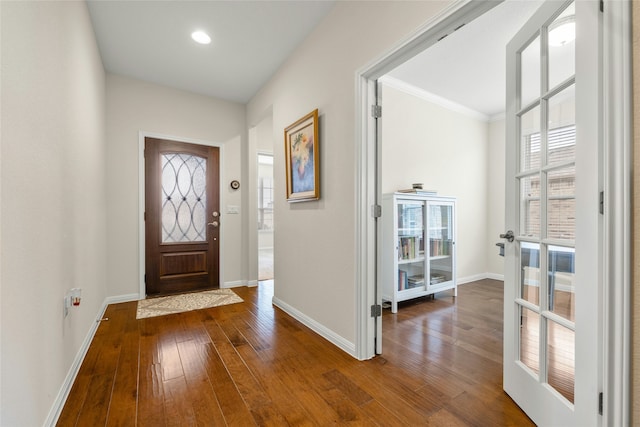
left=230, top=180, right=240, bottom=190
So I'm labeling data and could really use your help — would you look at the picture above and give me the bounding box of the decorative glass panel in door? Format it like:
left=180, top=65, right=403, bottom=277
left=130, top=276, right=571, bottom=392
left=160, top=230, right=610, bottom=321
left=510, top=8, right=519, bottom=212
left=161, top=153, right=207, bottom=243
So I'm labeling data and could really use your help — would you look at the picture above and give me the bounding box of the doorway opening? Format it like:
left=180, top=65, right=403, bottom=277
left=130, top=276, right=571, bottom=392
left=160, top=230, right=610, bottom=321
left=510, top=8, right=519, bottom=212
left=248, top=110, right=275, bottom=287
left=258, top=153, right=274, bottom=281
left=373, top=0, right=535, bottom=378
left=357, top=0, right=631, bottom=424
left=365, top=0, right=536, bottom=354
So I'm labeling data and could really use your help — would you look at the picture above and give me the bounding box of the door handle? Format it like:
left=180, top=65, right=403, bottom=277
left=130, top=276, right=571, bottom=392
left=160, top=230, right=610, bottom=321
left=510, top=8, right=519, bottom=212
left=500, top=230, right=515, bottom=242
left=209, top=212, right=220, bottom=228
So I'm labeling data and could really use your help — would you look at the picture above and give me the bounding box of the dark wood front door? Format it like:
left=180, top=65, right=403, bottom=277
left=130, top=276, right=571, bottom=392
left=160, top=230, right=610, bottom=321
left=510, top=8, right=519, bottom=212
left=145, top=137, right=220, bottom=296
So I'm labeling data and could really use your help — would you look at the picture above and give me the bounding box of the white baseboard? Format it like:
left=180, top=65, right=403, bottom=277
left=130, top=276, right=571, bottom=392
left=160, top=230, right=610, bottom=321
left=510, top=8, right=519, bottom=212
left=45, top=293, right=142, bottom=425
left=486, top=272, right=505, bottom=281
left=457, top=273, right=487, bottom=285
left=272, top=296, right=356, bottom=358
left=45, top=298, right=110, bottom=426
left=106, top=293, right=140, bottom=304
left=222, top=280, right=246, bottom=289
left=223, top=279, right=266, bottom=289
left=457, top=272, right=504, bottom=285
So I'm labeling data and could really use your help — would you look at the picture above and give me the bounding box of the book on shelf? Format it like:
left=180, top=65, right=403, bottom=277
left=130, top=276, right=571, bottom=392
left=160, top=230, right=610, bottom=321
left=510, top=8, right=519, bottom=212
left=429, top=238, right=452, bottom=256
left=430, top=273, right=446, bottom=285
left=398, top=270, right=408, bottom=291
left=398, top=236, right=423, bottom=260
left=408, top=274, right=424, bottom=286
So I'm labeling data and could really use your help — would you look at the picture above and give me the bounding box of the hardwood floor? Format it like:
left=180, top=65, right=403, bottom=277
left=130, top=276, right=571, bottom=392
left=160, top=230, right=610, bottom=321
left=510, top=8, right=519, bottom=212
left=57, top=279, right=533, bottom=426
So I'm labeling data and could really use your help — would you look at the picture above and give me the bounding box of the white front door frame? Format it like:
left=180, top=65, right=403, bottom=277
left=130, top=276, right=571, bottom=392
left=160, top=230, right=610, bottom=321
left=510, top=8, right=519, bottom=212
left=353, top=1, right=631, bottom=424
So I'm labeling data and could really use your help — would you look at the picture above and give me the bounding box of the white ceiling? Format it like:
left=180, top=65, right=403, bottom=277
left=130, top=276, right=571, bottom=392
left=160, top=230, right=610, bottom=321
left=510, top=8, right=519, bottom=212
left=387, top=0, right=544, bottom=117
left=87, top=0, right=550, bottom=114
left=86, top=0, right=335, bottom=103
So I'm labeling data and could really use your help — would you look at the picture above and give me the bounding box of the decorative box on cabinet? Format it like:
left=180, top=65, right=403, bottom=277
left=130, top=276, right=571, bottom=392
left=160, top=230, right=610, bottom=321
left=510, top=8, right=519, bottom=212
left=382, top=193, right=457, bottom=313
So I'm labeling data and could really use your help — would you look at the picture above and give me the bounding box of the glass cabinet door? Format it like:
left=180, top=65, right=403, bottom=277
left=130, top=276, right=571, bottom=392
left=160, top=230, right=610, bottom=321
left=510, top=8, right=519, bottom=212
left=396, top=201, right=425, bottom=292
left=427, top=202, right=454, bottom=289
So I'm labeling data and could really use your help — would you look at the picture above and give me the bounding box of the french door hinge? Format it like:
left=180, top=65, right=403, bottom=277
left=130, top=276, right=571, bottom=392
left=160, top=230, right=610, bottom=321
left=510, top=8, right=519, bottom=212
left=371, top=304, right=382, bottom=318
left=598, top=391, right=603, bottom=415
left=600, top=0, right=603, bottom=12
left=600, top=191, right=604, bottom=215
left=371, top=104, right=382, bottom=119
left=371, top=204, right=382, bottom=218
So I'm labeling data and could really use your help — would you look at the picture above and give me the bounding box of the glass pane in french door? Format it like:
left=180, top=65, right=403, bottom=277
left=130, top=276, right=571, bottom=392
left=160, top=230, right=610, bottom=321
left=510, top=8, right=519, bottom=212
left=520, top=175, right=540, bottom=238
left=520, top=105, right=541, bottom=171
left=547, top=165, right=575, bottom=240
left=547, top=320, right=575, bottom=403
left=548, top=3, right=576, bottom=89
left=520, top=34, right=541, bottom=108
left=548, top=84, right=576, bottom=166
left=520, top=306, right=540, bottom=374
left=520, top=242, right=540, bottom=305
left=548, top=245, right=575, bottom=322
left=515, top=0, right=576, bottom=404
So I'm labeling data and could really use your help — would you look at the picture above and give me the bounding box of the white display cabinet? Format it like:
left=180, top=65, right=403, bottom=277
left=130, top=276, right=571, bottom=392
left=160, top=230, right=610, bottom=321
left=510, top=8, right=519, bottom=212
left=382, top=192, right=457, bottom=313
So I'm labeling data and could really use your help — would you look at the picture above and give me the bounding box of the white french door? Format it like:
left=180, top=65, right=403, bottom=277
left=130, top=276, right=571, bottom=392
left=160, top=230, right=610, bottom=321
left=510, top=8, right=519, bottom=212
left=504, top=1, right=601, bottom=425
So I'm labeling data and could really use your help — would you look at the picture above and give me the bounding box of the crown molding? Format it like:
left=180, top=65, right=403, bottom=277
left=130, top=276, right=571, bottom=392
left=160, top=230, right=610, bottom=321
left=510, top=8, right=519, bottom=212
left=379, top=75, right=490, bottom=122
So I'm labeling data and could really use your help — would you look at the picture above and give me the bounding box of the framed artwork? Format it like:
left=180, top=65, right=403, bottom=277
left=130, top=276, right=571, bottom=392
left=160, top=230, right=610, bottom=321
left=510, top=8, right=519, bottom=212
left=284, top=109, right=319, bottom=202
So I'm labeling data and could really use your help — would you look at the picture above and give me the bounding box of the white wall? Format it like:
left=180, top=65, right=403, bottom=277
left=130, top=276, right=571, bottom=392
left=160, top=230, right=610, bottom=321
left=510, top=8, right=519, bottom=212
left=256, top=114, right=274, bottom=152
left=246, top=1, right=454, bottom=350
left=105, top=74, right=247, bottom=294
left=380, top=82, right=489, bottom=281
left=1, top=2, right=107, bottom=425
left=488, top=117, right=506, bottom=277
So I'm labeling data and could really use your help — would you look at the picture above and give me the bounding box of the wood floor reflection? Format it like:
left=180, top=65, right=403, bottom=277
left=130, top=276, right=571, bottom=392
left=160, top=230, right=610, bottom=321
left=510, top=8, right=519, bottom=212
left=57, top=279, right=533, bottom=426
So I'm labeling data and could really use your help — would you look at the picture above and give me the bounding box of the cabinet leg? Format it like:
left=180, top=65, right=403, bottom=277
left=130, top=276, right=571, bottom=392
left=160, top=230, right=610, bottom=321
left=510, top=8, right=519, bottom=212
left=392, top=302, right=397, bottom=313
left=453, top=286, right=458, bottom=297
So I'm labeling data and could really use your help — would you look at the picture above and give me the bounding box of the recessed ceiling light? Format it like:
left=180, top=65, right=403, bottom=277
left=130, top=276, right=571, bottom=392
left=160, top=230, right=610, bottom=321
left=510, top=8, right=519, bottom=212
left=191, top=31, right=211, bottom=45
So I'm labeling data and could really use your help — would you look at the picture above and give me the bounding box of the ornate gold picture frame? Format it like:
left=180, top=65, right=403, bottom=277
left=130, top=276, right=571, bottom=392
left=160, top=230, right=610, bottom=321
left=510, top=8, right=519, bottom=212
left=284, top=109, right=319, bottom=202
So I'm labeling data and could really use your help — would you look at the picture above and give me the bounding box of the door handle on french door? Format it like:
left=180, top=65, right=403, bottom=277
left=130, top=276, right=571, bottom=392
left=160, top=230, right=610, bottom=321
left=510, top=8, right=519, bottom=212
left=208, top=221, right=219, bottom=227
left=500, top=230, right=515, bottom=242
